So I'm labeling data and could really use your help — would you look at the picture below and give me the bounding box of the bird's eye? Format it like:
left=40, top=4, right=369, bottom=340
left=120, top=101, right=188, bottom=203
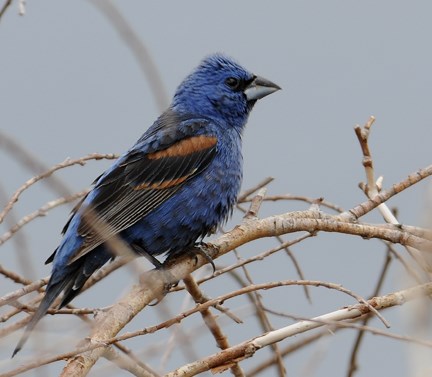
left=225, top=77, right=241, bottom=90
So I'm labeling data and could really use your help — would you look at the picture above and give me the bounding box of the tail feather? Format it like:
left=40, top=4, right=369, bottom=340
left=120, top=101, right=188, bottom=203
left=59, top=277, right=85, bottom=308
left=12, top=278, right=71, bottom=358
left=12, top=248, right=111, bottom=357
left=60, top=249, right=112, bottom=308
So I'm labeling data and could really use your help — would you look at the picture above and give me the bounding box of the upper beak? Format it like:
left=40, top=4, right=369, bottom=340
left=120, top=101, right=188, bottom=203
left=244, top=75, right=281, bottom=101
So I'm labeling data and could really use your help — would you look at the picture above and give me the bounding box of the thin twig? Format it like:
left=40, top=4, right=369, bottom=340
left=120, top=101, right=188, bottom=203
left=339, top=164, right=432, bottom=222
left=238, top=189, right=312, bottom=302
left=243, top=194, right=345, bottom=213
left=237, top=177, right=274, bottom=202
left=0, top=190, right=89, bottom=246
left=171, top=233, right=313, bottom=293
left=0, top=153, right=118, bottom=224
left=0, top=184, right=36, bottom=281
left=243, top=187, right=266, bottom=219
left=5, top=279, right=422, bottom=377
left=277, top=234, right=312, bottom=301
left=347, top=247, right=393, bottom=377
left=0, top=130, right=72, bottom=196
left=87, top=0, right=169, bottom=112
left=353, top=117, right=432, bottom=271
left=102, top=346, right=161, bottom=377
left=0, top=264, right=33, bottom=286
left=234, top=250, right=286, bottom=376
left=183, top=275, right=245, bottom=377
left=0, top=0, right=12, bottom=21
left=164, top=282, right=432, bottom=377
left=0, top=278, right=47, bottom=308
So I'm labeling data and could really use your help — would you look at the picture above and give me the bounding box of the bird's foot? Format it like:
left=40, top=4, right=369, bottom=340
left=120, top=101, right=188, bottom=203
left=133, top=243, right=178, bottom=305
left=193, top=242, right=216, bottom=273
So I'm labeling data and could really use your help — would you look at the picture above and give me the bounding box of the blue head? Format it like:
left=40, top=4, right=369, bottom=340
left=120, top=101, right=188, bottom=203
left=172, top=53, right=280, bottom=133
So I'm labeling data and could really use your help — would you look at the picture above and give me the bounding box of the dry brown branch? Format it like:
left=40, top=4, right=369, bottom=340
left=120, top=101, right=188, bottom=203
left=0, top=264, right=33, bottom=286
left=170, top=232, right=312, bottom=292
left=0, top=190, right=89, bottom=246
left=339, top=164, right=432, bottom=222
left=0, top=153, right=118, bottom=224
left=26, top=196, right=431, bottom=375
left=109, top=342, right=161, bottom=377
left=252, top=194, right=345, bottom=213
left=0, top=130, right=72, bottom=197
left=235, top=249, right=286, bottom=377
left=0, top=279, right=415, bottom=377
left=352, top=117, right=432, bottom=273
left=242, top=187, right=266, bottom=219
left=354, top=117, right=405, bottom=225
left=88, top=0, right=169, bottom=112
left=164, top=282, right=432, bottom=376
left=183, top=275, right=245, bottom=377
left=260, top=309, right=432, bottom=354
left=347, top=246, right=392, bottom=377
left=0, top=316, right=32, bottom=341
left=56, top=278, right=380, bottom=376
left=102, top=347, right=160, bottom=377
left=237, top=177, right=274, bottom=202
left=0, top=277, right=46, bottom=308
left=0, top=184, right=35, bottom=282
left=0, top=0, right=12, bottom=21
left=278, top=233, right=312, bottom=301
left=237, top=186, right=311, bottom=302
left=2, top=116, right=432, bottom=376
left=4, top=183, right=432, bottom=375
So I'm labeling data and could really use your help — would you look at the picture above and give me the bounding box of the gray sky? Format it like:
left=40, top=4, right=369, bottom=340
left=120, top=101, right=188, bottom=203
left=1, top=1, right=432, bottom=376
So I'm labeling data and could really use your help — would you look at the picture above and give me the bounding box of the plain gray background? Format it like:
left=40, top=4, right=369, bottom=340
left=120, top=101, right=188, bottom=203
left=1, top=1, right=432, bottom=376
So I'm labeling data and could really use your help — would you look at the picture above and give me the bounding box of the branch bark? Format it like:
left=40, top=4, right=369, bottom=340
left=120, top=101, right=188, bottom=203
left=58, top=206, right=432, bottom=376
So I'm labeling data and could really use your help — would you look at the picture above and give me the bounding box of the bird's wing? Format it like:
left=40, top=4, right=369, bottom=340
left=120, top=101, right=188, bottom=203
left=56, top=119, right=217, bottom=265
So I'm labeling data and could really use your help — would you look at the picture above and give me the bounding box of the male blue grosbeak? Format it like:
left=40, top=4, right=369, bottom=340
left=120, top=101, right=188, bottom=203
left=13, top=53, right=280, bottom=356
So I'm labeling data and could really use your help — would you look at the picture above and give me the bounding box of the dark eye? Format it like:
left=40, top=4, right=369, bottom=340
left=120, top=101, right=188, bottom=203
left=225, top=77, right=241, bottom=90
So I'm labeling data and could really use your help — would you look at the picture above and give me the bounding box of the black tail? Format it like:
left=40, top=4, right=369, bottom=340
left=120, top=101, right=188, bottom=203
left=12, top=249, right=111, bottom=357
left=12, top=277, right=75, bottom=358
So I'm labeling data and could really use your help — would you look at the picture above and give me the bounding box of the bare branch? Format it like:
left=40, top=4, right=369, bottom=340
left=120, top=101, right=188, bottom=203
left=0, top=153, right=118, bottom=224
left=0, top=0, right=12, bottom=21
left=0, top=190, right=88, bottom=246
left=237, top=177, right=274, bottom=202
left=183, top=275, right=245, bottom=377
left=88, top=0, right=169, bottom=112
left=165, top=282, right=432, bottom=377
left=339, top=164, right=432, bottom=222
left=347, top=246, right=393, bottom=377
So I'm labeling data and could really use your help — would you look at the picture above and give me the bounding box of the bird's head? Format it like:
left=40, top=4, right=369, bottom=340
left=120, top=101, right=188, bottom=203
left=172, top=54, right=280, bottom=132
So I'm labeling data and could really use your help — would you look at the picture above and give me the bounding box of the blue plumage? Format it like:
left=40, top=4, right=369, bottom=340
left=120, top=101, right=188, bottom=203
left=13, top=53, right=280, bottom=356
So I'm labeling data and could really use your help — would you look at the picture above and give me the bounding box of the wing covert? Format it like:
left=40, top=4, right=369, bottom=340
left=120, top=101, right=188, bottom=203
left=67, top=130, right=217, bottom=264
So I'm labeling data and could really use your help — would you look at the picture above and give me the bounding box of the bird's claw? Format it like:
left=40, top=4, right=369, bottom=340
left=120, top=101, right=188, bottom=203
left=193, top=242, right=216, bottom=273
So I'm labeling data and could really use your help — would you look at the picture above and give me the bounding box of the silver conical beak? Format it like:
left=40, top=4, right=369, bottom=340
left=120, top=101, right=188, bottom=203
left=244, top=75, right=281, bottom=101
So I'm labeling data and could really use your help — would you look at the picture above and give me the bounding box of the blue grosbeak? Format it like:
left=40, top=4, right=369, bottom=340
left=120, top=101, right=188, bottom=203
left=13, top=53, right=280, bottom=356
